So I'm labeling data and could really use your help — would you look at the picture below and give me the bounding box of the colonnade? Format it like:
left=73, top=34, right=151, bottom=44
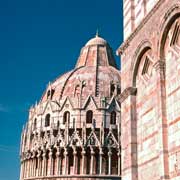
left=20, top=146, right=121, bottom=179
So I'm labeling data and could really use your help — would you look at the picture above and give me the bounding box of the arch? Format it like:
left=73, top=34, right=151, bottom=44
left=110, top=111, right=116, bottom=125
left=131, top=40, right=152, bottom=87
left=159, top=4, right=180, bottom=59
left=86, top=110, right=93, bottom=124
left=110, top=82, right=115, bottom=96
left=63, top=111, right=70, bottom=124
left=45, top=114, right=50, bottom=127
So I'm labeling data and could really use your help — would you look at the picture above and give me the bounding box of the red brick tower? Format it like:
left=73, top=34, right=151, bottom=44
left=117, top=0, right=180, bottom=180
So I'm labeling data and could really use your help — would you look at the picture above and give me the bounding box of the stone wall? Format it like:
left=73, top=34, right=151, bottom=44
left=118, top=0, right=180, bottom=179
left=123, top=0, right=159, bottom=39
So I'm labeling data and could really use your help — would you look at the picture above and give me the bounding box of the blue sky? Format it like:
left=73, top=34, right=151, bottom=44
left=0, top=0, right=123, bottom=179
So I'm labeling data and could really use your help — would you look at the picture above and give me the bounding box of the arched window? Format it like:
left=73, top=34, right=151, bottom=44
left=33, top=118, right=37, bottom=130
left=110, top=111, right=116, bottom=125
left=86, top=110, right=93, bottom=124
left=45, top=114, right=50, bottom=127
left=47, top=89, right=55, bottom=99
left=110, top=83, right=115, bottom=96
left=63, top=111, right=70, bottom=124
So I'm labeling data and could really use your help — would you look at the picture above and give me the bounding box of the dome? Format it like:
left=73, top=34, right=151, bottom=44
left=40, top=65, right=120, bottom=103
left=40, top=34, right=120, bottom=103
left=20, top=34, right=121, bottom=180
left=85, top=35, right=107, bottom=46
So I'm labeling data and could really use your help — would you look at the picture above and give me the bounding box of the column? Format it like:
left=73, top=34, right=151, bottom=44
left=90, top=149, right=95, bottom=174
left=81, top=149, right=86, bottom=174
left=31, top=152, right=34, bottom=177
left=56, top=148, right=61, bottom=175
left=119, top=87, right=137, bottom=180
left=154, top=60, right=169, bottom=179
left=48, top=148, right=53, bottom=175
left=42, top=150, right=47, bottom=176
left=27, top=159, right=30, bottom=177
left=73, top=149, right=78, bottom=174
left=23, top=160, right=26, bottom=178
left=63, top=148, right=69, bottom=175
left=22, top=159, right=25, bottom=179
left=37, top=150, right=41, bottom=176
left=24, top=160, right=27, bottom=178
left=20, top=160, right=24, bottom=180
left=30, top=158, right=33, bottom=177
left=39, top=157, right=42, bottom=177
left=99, top=149, right=103, bottom=174
left=117, top=150, right=121, bottom=176
left=108, top=149, right=112, bottom=175
left=29, top=159, right=32, bottom=177
left=32, top=158, right=36, bottom=177
left=29, top=158, right=32, bottom=177
left=31, top=158, right=34, bottom=177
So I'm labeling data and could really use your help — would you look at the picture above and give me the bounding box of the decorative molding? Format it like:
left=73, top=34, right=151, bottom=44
left=117, top=0, right=165, bottom=55
left=163, top=4, right=180, bottom=26
left=119, top=87, right=137, bottom=103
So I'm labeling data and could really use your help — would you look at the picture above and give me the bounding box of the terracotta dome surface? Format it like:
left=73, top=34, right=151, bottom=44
left=41, top=66, right=120, bottom=102
left=40, top=35, right=120, bottom=103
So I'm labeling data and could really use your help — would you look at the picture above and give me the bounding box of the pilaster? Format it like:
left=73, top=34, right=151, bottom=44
left=153, top=60, right=169, bottom=180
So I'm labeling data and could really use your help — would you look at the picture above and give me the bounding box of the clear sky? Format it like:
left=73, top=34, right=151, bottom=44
left=0, top=0, right=123, bottom=179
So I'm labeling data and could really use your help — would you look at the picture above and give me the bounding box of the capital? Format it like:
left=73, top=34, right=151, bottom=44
left=153, top=60, right=165, bottom=72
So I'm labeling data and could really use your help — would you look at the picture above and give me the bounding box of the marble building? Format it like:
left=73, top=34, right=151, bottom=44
left=117, top=0, right=180, bottom=179
left=20, top=0, right=180, bottom=180
left=20, top=34, right=121, bottom=180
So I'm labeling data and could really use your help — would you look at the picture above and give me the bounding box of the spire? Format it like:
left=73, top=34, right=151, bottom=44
left=96, top=29, right=99, bottom=37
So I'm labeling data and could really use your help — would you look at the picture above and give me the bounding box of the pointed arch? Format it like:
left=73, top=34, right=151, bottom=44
left=110, top=111, right=116, bottom=125
left=63, top=111, right=70, bottom=124
left=86, top=110, right=93, bottom=124
left=45, top=114, right=50, bottom=127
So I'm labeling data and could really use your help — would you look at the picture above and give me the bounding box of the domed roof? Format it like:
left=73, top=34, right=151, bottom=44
left=85, top=35, right=107, bottom=46
left=40, top=35, right=120, bottom=104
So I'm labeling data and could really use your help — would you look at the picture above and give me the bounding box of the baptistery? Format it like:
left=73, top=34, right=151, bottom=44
left=20, top=34, right=121, bottom=180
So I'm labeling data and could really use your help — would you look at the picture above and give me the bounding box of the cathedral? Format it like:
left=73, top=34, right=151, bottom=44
left=20, top=0, right=180, bottom=180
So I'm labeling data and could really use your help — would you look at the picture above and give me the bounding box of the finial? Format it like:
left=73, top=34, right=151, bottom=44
left=96, top=29, right=99, bottom=37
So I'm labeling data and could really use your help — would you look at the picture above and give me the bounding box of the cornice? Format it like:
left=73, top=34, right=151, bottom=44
left=116, top=0, right=165, bottom=56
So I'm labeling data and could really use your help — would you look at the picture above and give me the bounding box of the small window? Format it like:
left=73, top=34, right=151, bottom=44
left=47, top=89, right=55, bottom=99
left=45, top=114, right=50, bottom=127
left=47, top=90, right=51, bottom=99
left=110, top=83, right=115, bottom=96
left=33, top=118, right=37, bottom=130
left=74, top=85, right=80, bottom=97
left=86, top=110, right=93, bottom=124
left=63, top=111, right=70, bottom=124
left=110, top=111, right=116, bottom=125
